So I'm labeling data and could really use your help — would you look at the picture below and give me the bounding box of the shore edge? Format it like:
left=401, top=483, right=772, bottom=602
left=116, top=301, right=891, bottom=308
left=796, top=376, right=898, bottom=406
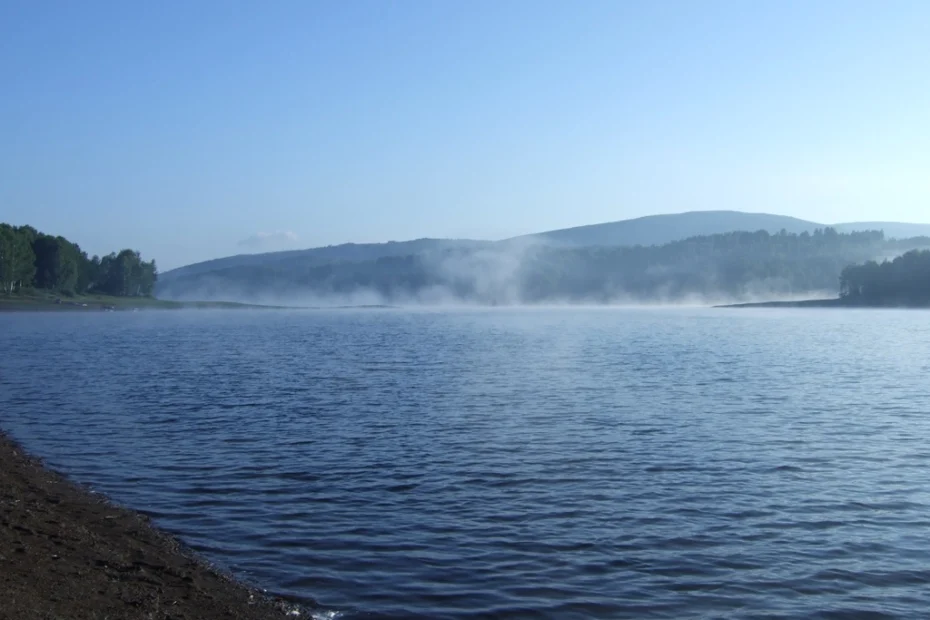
left=714, top=298, right=845, bottom=308
left=715, top=298, right=930, bottom=309
left=0, top=431, right=307, bottom=620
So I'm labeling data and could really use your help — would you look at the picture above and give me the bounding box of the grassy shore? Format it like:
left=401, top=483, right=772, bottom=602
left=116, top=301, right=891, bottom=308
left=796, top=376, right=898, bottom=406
left=0, top=292, right=289, bottom=312
left=0, top=431, right=306, bottom=619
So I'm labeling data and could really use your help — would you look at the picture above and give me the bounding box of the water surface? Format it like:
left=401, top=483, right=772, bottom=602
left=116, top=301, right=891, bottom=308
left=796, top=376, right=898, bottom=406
left=2, top=308, right=930, bottom=619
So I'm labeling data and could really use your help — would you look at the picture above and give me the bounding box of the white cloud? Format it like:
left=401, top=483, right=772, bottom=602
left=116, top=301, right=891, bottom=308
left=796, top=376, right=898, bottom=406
left=238, top=230, right=299, bottom=250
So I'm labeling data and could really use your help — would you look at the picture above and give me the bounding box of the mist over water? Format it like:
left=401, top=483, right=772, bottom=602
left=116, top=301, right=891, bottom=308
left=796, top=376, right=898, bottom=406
left=3, top=308, right=930, bottom=619
left=155, top=226, right=930, bottom=308
left=156, top=239, right=843, bottom=308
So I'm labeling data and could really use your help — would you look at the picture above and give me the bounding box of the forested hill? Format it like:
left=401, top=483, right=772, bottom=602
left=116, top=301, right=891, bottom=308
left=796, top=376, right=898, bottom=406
left=517, top=211, right=821, bottom=247
left=0, top=224, right=157, bottom=296
left=155, top=228, right=930, bottom=305
left=159, top=210, right=930, bottom=283
left=162, top=238, right=492, bottom=281
left=160, top=211, right=819, bottom=280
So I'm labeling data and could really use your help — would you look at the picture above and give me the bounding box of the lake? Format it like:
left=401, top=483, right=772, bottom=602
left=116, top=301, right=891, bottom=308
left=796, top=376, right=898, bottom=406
left=2, top=308, right=930, bottom=619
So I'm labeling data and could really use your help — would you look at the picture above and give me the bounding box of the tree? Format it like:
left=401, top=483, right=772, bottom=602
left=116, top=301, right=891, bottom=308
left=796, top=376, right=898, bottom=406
left=95, top=249, right=157, bottom=296
left=840, top=250, right=930, bottom=305
left=1, top=221, right=157, bottom=297
left=74, top=247, right=96, bottom=294
left=32, top=235, right=79, bottom=292
left=0, top=224, right=38, bottom=294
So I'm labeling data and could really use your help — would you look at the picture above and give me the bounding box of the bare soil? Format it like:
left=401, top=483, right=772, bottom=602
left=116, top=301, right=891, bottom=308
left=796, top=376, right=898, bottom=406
left=0, top=432, right=303, bottom=620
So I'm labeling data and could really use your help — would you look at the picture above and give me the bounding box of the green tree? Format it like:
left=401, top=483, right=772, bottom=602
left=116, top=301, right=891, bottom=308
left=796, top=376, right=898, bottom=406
left=1, top=221, right=158, bottom=297
left=0, top=224, right=38, bottom=294
left=32, top=235, right=79, bottom=292
left=95, top=249, right=157, bottom=296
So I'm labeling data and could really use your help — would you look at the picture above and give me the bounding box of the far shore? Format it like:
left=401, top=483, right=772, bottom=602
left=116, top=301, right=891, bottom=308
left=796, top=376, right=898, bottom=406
left=10, top=291, right=927, bottom=312
left=0, top=293, right=286, bottom=312
left=715, top=298, right=845, bottom=308
left=716, top=297, right=929, bottom=309
left=0, top=293, right=398, bottom=312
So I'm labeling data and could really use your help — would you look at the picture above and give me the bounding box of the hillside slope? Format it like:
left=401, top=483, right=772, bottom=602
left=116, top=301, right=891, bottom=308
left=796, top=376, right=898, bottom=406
left=153, top=229, right=930, bottom=305
left=161, top=210, right=824, bottom=283
left=519, top=210, right=822, bottom=247
left=157, top=211, right=930, bottom=301
left=161, top=238, right=491, bottom=281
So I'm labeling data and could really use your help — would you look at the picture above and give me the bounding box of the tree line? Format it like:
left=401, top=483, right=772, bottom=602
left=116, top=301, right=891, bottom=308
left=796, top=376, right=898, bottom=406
left=0, top=223, right=157, bottom=296
left=841, top=249, right=930, bottom=305
left=157, top=227, right=929, bottom=304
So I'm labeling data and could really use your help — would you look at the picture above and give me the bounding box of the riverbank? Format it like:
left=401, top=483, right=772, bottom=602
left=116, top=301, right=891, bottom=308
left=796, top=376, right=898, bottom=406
left=715, top=298, right=846, bottom=308
left=716, top=297, right=930, bottom=308
left=0, top=293, right=400, bottom=312
left=0, top=292, right=289, bottom=312
left=0, top=432, right=303, bottom=620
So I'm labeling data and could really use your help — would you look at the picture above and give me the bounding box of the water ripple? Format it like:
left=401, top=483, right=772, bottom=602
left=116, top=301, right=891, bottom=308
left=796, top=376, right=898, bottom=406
left=3, top=308, right=930, bottom=619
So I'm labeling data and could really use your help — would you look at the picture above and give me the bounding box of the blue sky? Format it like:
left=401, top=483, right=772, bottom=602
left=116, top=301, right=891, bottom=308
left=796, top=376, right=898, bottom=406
left=2, top=1, right=929, bottom=269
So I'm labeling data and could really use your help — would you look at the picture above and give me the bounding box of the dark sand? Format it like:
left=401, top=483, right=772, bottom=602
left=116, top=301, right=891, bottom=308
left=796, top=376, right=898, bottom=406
left=0, top=432, right=302, bottom=620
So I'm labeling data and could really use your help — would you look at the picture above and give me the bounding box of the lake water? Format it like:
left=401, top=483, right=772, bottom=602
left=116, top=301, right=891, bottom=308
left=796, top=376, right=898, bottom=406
left=3, top=308, right=930, bottom=619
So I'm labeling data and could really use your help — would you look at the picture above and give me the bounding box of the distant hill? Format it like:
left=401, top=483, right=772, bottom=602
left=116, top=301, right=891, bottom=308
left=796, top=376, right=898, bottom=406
left=158, top=210, right=930, bottom=300
left=519, top=210, right=821, bottom=247
left=161, top=238, right=491, bottom=281
left=155, top=228, right=930, bottom=305
left=162, top=210, right=822, bottom=282
left=517, top=211, right=930, bottom=247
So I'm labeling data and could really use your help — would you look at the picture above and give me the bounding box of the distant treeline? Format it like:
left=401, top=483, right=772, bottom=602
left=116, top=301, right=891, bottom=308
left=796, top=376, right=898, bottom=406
left=0, top=224, right=157, bottom=296
left=841, top=250, right=930, bottom=305
left=157, top=228, right=930, bottom=304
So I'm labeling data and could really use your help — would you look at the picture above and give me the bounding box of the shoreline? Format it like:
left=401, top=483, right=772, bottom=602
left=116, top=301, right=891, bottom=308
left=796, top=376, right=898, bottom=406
left=716, top=298, right=930, bottom=309
left=0, top=431, right=305, bottom=619
left=0, top=296, right=294, bottom=312
left=0, top=295, right=398, bottom=312
left=714, top=298, right=846, bottom=308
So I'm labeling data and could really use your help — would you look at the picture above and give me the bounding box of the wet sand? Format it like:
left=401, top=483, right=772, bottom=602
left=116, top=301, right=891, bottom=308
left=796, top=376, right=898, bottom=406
left=0, top=432, right=301, bottom=620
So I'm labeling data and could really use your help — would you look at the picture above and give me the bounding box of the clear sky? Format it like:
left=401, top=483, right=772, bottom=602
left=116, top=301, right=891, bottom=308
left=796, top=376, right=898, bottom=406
left=2, top=1, right=929, bottom=269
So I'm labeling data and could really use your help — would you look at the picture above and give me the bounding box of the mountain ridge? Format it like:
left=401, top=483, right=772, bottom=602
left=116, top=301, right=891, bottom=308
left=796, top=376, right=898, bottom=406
left=513, top=210, right=820, bottom=247
left=160, top=210, right=930, bottom=279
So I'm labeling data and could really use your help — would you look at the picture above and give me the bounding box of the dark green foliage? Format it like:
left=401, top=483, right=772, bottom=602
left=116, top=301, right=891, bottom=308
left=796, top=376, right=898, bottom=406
left=0, top=223, right=157, bottom=297
left=841, top=250, right=930, bottom=305
left=0, top=224, right=37, bottom=294
left=32, top=235, right=79, bottom=292
left=96, top=250, right=157, bottom=296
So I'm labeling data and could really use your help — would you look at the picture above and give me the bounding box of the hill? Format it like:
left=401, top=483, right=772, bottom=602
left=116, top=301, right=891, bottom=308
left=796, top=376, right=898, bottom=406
left=161, top=210, right=818, bottom=285
left=160, top=238, right=491, bottom=281
left=154, top=228, right=930, bottom=305
left=155, top=210, right=930, bottom=304
left=159, top=211, right=930, bottom=283
left=519, top=210, right=821, bottom=247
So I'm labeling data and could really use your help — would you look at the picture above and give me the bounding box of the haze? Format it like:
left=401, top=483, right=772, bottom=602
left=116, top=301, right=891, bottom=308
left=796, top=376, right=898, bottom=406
left=3, top=0, right=929, bottom=270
